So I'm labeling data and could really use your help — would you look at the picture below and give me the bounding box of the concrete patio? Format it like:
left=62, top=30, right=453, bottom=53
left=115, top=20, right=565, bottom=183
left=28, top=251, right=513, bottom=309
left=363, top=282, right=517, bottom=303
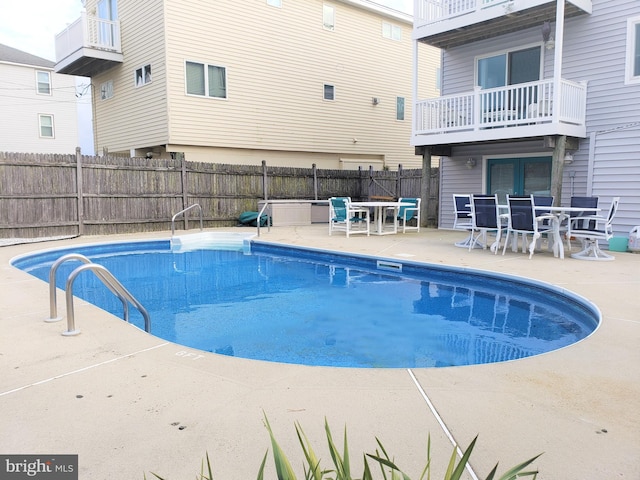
left=1, top=226, right=638, bottom=479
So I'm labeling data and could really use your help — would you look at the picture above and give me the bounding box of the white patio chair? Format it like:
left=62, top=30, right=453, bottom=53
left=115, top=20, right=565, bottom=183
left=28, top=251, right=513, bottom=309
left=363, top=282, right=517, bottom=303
left=570, top=197, right=620, bottom=261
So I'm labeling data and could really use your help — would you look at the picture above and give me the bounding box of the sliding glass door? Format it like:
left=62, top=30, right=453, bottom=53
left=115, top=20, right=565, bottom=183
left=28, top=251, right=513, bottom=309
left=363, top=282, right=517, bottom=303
left=487, top=157, right=552, bottom=203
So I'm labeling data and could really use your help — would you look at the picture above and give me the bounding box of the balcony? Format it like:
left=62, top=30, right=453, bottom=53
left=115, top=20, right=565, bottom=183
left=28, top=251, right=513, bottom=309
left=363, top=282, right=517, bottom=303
left=54, top=13, right=123, bottom=77
left=414, top=0, right=592, bottom=48
left=412, top=78, right=587, bottom=146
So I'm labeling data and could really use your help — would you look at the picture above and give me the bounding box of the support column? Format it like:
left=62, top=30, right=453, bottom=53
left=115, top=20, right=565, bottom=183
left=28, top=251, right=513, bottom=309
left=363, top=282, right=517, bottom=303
left=420, top=147, right=432, bottom=227
left=550, top=135, right=566, bottom=205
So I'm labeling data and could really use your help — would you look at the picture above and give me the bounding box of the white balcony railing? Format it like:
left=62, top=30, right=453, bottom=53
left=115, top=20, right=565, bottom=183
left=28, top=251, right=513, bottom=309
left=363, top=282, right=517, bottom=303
left=414, top=78, right=587, bottom=135
left=416, top=0, right=508, bottom=25
left=55, top=12, right=121, bottom=62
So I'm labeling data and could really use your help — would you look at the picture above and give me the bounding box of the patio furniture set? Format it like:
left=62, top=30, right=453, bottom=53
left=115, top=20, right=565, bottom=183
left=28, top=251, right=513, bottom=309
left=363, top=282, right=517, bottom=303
left=328, top=197, right=420, bottom=237
left=452, top=193, right=621, bottom=261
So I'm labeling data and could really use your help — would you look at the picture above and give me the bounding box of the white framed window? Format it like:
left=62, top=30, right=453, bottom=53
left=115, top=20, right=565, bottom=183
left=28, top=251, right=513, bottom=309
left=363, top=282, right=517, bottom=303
left=185, top=61, right=227, bottom=99
left=625, top=15, right=640, bottom=85
left=382, top=22, right=402, bottom=41
left=323, top=84, right=335, bottom=101
left=396, top=97, right=405, bottom=121
left=100, top=80, right=114, bottom=100
left=38, top=114, right=54, bottom=138
left=267, top=0, right=281, bottom=7
left=323, top=4, right=335, bottom=31
left=36, top=71, right=51, bottom=95
left=476, top=46, right=541, bottom=88
left=135, top=64, right=152, bottom=87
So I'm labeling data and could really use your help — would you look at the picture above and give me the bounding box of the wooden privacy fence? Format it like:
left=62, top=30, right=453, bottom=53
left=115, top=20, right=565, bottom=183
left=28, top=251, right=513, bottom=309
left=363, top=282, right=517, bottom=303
left=0, top=150, right=439, bottom=239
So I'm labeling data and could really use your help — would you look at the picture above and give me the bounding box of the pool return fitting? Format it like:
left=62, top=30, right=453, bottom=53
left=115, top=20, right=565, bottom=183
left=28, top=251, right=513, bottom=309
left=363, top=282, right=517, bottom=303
left=45, top=253, right=151, bottom=336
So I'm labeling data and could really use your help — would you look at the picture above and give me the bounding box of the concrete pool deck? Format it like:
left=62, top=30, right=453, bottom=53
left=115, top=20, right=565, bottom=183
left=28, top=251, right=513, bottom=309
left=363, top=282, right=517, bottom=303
left=1, top=226, right=639, bottom=479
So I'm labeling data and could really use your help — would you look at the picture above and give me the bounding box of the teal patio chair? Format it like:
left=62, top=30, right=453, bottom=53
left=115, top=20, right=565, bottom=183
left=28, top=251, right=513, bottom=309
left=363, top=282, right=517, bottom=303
left=397, top=197, right=421, bottom=233
left=329, top=197, right=370, bottom=237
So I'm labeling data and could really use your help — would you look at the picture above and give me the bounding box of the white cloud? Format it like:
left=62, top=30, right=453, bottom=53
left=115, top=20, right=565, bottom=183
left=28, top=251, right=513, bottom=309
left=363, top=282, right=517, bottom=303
left=0, top=0, right=81, bottom=60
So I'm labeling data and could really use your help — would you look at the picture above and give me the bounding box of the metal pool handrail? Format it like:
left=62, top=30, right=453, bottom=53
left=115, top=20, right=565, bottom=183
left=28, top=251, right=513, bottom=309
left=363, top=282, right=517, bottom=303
left=63, top=263, right=151, bottom=336
left=45, top=253, right=150, bottom=336
left=171, top=204, right=203, bottom=236
left=256, top=201, right=272, bottom=237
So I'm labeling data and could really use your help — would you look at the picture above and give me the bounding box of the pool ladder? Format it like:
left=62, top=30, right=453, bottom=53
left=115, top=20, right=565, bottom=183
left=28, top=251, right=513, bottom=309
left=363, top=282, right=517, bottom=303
left=45, top=253, right=151, bottom=336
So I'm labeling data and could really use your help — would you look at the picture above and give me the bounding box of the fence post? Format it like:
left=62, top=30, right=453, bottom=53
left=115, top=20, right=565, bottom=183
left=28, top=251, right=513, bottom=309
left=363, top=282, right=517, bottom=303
left=181, top=156, right=189, bottom=230
left=262, top=160, right=268, bottom=200
left=312, top=163, right=318, bottom=200
left=75, top=147, right=84, bottom=236
left=396, top=164, right=403, bottom=198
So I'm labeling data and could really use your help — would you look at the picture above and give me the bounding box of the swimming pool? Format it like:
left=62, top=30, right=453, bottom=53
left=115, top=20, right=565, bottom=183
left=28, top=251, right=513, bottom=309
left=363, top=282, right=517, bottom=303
left=12, top=237, right=600, bottom=368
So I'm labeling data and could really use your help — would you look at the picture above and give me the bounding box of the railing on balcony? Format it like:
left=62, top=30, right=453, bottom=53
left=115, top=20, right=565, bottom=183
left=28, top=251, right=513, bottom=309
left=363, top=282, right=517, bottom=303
left=55, top=12, right=121, bottom=61
left=414, top=78, right=587, bottom=135
left=416, top=0, right=509, bottom=25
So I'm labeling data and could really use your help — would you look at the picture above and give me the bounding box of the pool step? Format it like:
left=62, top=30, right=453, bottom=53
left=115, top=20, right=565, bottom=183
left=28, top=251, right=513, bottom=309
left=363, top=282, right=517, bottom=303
left=170, top=231, right=255, bottom=252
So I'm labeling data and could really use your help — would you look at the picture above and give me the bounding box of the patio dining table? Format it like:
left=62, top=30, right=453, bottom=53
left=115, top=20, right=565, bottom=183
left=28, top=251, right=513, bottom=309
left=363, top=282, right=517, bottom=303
left=351, top=201, right=412, bottom=235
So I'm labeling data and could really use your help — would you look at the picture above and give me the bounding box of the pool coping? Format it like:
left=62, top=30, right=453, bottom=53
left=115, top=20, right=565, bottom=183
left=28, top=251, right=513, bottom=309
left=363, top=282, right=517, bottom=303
left=1, top=226, right=639, bottom=479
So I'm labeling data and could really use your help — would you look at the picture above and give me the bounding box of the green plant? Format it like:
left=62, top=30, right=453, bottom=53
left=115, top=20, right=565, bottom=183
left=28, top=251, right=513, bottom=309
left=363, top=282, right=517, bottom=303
left=145, top=414, right=542, bottom=480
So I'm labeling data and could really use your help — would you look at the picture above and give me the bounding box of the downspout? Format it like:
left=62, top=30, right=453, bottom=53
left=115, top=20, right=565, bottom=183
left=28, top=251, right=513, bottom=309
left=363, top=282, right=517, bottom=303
left=587, top=132, right=596, bottom=196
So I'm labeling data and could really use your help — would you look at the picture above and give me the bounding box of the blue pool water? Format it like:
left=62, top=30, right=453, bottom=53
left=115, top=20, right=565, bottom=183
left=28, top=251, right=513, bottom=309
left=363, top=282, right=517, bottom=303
left=12, top=240, right=599, bottom=368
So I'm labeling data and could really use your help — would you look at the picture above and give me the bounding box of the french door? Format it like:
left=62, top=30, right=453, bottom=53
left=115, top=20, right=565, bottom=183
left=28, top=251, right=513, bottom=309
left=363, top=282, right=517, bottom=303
left=487, top=157, right=552, bottom=204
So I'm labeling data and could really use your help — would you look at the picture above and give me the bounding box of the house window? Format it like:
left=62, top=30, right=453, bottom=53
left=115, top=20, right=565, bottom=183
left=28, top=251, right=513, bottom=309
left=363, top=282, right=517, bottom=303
left=396, top=97, right=405, bottom=121
left=625, top=16, right=640, bottom=85
left=382, top=22, right=402, bottom=41
left=323, top=4, right=335, bottom=31
left=267, top=0, right=281, bottom=6
left=36, top=71, right=51, bottom=95
left=39, top=114, right=54, bottom=138
left=185, top=61, right=227, bottom=99
left=135, top=65, right=152, bottom=87
left=100, top=80, right=114, bottom=100
left=323, top=84, right=335, bottom=101
left=476, top=46, right=541, bottom=89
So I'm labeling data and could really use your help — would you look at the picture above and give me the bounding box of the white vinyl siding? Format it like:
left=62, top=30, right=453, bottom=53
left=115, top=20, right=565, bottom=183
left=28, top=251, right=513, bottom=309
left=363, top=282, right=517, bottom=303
left=38, top=114, right=54, bottom=138
left=36, top=71, right=51, bottom=95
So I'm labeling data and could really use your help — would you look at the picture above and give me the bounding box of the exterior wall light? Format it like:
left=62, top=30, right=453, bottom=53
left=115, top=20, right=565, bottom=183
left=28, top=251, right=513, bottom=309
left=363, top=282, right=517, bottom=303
left=466, top=158, right=476, bottom=169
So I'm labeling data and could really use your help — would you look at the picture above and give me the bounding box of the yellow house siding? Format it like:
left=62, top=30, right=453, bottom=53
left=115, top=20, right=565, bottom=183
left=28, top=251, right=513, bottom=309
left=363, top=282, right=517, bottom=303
left=91, top=0, right=168, bottom=154
left=163, top=1, right=436, bottom=169
left=86, top=1, right=440, bottom=169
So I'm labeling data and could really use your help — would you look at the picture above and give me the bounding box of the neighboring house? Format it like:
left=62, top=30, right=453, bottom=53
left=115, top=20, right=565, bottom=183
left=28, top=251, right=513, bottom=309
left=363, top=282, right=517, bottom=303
left=0, top=44, right=79, bottom=154
left=412, top=0, right=640, bottom=236
left=54, top=0, right=440, bottom=170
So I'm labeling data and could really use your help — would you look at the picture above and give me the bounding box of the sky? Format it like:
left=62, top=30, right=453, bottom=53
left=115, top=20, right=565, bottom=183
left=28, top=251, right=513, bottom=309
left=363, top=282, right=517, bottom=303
left=0, top=0, right=414, bottom=61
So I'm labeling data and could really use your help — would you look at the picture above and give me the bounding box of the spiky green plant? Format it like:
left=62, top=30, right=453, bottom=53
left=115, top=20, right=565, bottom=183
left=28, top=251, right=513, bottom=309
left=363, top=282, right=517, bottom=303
left=145, top=414, right=542, bottom=480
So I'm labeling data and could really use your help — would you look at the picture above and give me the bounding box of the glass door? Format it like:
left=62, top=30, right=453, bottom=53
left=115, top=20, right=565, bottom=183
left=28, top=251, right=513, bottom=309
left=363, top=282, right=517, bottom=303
left=97, top=0, right=118, bottom=47
left=487, top=157, right=552, bottom=204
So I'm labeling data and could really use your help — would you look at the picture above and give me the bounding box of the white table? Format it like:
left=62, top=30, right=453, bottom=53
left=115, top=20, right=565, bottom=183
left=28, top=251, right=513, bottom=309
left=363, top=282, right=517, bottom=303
left=351, top=201, right=412, bottom=235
